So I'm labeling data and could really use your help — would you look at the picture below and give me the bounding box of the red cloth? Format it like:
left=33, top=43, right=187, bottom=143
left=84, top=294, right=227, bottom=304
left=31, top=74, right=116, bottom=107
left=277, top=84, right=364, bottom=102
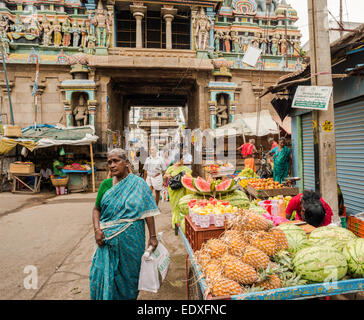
left=270, top=141, right=278, bottom=150
left=240, top=143, right=254, bottom=157
left=285, top=193, right=333, bottom=226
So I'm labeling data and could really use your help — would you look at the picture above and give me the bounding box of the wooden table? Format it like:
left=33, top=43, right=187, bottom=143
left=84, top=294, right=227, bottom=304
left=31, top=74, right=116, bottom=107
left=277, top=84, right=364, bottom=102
left=11, top=173, right=41, bottom=194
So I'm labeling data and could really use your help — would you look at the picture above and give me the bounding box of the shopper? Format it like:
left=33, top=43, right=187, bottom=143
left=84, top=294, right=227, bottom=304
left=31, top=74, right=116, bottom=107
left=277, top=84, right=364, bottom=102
left=269, top=137, right=291, bottom=184
left=143, top=146, right=166, bottom=206
left=164, top=153, right=192, bottom=232
left=90, top=148, right=159, bottom=300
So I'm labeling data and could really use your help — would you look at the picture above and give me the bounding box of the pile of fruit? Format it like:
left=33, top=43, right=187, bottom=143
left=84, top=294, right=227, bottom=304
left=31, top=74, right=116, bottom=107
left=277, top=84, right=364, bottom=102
left=63, top=163, right=91, bottom=171
left=238, top=167, right=257, bottom=179
left=194, top=210, right=364, bottom=298
left=204, top=163, right=234, bottom=174
left=178, top=190, right=250, bottom=217
left=238, top=178, right=255, bottom=189
left=182, top=175, right=236, bottom=196
left=189, top=198, right=238, bottom=215
left=248, top=178, right=284, bottom=190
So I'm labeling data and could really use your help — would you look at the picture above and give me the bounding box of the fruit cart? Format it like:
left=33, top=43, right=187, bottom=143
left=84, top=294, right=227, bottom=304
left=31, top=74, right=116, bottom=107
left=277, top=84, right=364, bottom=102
left=177, top=225, right=364, bottom=300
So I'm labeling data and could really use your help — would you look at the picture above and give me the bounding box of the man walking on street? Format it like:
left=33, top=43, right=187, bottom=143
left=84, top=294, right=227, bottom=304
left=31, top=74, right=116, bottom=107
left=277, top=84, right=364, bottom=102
left=143, top=146, right=166, bottom=206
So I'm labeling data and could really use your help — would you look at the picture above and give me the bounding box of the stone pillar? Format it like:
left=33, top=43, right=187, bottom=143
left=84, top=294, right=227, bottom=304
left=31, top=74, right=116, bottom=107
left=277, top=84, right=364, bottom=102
left=209, top=101, right=217, bottom=129
left=88, top=100, right=98, bottom=127
left=63, top=100, right=72, bottom=127
left=130, top=3, right=147, bottom=49
left=162, top=6, right=177, bottom=50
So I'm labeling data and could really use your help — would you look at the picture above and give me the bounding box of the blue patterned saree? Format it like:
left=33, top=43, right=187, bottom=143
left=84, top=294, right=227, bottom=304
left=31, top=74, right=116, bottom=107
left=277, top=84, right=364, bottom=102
left=89, top=174, right=160, bottom=300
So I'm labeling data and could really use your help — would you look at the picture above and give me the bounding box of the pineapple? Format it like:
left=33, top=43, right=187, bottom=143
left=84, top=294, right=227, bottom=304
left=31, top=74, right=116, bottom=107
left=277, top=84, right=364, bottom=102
left=250, top=231, right=278, bottom=257
left=194, top=250, right=211, bottom=269
left=203, top=238, right=227, bottom=259
left=241, top=245, right=270, bottom=271
left=203, top=259, right=223, bottom=280
left=221, top=231, right=248, bottom=256
left=240, top=209, right=273, bottom=232
left=210, top=277, right=244, bottom=297
left=257, top=274, right=282, bottom=291
left=269, top=227, right=289, bottom=251
left=220, top=253, right=258, bottom=285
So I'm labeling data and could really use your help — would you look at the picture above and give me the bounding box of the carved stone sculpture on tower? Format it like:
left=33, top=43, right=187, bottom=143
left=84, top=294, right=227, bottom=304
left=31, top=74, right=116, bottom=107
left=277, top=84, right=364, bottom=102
left=73, top=95, right=89, bottom=127
left=91, top=1, right=111, bottom=48
left=62, top=18, right=72, bottom=47
left=53, top=17, right=62, bottom=47
left=81, top=21, right=88, bottom=48
left=72, top=21, right=81, bottom=47
left=41, top=15, right=53, bottom=46
left=216, top=95, right=229, bottom=128
left=194, top=7, right=211, bottom=51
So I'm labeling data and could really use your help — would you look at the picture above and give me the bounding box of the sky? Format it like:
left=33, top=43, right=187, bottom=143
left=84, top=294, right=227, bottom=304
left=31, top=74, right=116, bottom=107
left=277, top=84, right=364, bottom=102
left=288, top=0, right=364, bottom=45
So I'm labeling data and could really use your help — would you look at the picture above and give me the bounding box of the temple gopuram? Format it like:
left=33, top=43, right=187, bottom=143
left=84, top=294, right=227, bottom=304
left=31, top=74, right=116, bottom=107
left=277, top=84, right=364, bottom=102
left=0, top=0, right=303, bottom=158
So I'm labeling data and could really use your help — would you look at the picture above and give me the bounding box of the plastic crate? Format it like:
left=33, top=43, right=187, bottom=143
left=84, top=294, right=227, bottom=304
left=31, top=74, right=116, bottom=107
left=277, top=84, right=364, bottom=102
left=185, top=215, right=225, bottom=251
left=347, top=213, right=364, bottom=238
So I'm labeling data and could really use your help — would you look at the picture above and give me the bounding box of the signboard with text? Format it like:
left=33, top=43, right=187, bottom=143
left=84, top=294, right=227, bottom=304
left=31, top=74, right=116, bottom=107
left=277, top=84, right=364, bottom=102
left=292, top=86, right=333, bottom=111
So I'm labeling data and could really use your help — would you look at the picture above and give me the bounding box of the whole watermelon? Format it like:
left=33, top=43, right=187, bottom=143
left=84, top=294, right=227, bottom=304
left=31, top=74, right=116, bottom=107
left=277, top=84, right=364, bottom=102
left=309, top=226, right=357, bottom=252
left=277, top=224, right=309, bottom=254
left=293, top=246, right=348, bottom=283
left=342, top=238, right=364, bottom=278
left=222, top=190, right=250, bottom=209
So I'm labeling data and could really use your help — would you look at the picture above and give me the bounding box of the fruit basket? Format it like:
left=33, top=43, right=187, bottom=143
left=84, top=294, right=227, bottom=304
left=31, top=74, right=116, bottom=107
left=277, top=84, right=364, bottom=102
left=246, top=184, right=299, bottom=199
left=51, top=176, right=69, bottom=187
left=347, top=213, right=364, bottom=238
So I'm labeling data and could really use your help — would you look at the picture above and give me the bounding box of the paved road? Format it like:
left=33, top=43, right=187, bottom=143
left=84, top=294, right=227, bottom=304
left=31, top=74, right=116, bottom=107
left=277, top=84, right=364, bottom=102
left=0, top=193, right=187, bottom=300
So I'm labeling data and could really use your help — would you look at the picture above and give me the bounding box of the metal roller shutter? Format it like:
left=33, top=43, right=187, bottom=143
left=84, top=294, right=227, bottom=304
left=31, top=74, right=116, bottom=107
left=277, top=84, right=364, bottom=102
left=334, top=101, right=364, bottom=215
left=301, top=113, right=316, bottom=191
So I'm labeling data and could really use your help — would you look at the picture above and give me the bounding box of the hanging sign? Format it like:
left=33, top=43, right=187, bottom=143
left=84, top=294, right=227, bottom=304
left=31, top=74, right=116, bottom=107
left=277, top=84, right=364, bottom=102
left=292, top=86, right=333, bottom=111
left=242, top=45, right=262, bottom=67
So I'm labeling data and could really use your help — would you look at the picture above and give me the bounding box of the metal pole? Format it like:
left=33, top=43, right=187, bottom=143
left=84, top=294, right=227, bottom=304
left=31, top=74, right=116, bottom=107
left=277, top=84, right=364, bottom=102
left=307, top=0, right=340, bottom=224
left=90, top=143, right=96, bottom=193
left=1, top=49, right=14, bottom=125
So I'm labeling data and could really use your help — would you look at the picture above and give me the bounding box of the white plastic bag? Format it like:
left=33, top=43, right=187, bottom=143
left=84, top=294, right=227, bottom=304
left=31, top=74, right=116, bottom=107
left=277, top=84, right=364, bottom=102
left=152, top=233, right=171, bottom=281
left=138, top=246, right=160, bottom=293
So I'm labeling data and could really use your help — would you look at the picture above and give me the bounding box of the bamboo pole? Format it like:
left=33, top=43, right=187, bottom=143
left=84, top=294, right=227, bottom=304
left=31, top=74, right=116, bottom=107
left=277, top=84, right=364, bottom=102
left=90, top=143, right=95, bottom=193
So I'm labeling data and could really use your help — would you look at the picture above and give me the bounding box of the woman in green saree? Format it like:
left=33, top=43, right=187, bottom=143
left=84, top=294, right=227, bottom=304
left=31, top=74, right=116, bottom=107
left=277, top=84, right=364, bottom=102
left=164, top=153, right=192, bottom=232
left=269, top=137, right=291, bottom=184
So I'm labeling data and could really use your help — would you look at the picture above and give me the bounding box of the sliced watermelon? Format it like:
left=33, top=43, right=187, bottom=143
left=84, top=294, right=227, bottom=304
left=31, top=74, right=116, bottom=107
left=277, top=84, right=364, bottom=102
left=193, top=177, right=213, bottom=194
left=181, top=175, right=197, bottom=192
left=215, top=179, right=235, bottom=192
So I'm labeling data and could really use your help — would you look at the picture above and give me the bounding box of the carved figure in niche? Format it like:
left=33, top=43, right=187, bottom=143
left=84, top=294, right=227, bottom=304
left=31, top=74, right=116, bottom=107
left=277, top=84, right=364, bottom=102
left=216, top=95, right=229, bottom=128
left=11, top=14, right=25, bottom=33
left=87, top=28, right=96, bottom=55
left=73, top=95, right=89, bottom=127
left=231, top=31, right=240, bottom=53
left=72, top=21, right=81, bottom=47
left=62, top=18, right=72, bottom=47
left=242, top=36, right=249, bottom=53
left=267, top=38, right=272, bottom=55
left=27, top=15, right=41, bottom=37
left=224, top=32, right=231, bottom=53
left=214, top=30, right=221, bottom=52
left=251, top=33, right=259, bottom=48
left=41, top=15, right=53, bottom=46
left=271, top=35, right=279, bottom=56
left=294, top=38, right=301, bottom=56
left=81, top=21, right=88, bottom=48
left=91, top=1, right=110, bottom=47
left=279, top=35, right=287, bottom=56
left=53, top=17, right=62, bottom=47
left=0, top=15, right=9, bottom=35
left=194, top=7, right=211, bottom=51
left=259, top=33, right=267, bottom=54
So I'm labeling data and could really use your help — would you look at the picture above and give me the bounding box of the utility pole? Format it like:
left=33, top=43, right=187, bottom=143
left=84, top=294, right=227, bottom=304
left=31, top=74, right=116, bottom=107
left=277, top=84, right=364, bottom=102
left=339, top=0, right=344, bottom=38
left=307, top=0, right=340, bottom=224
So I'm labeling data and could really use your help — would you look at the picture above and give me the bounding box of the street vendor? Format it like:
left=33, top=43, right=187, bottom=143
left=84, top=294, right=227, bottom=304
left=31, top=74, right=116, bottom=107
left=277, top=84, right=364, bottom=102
left=52, top=156, right=67, bottom=177
left=285, top=190, right=333, bottom=227
left=237, top=139, right=257, bottom=172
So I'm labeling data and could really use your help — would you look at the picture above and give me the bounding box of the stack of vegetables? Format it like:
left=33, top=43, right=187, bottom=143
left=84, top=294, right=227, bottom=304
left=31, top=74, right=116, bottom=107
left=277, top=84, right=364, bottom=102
left=63, top=163, right=91, bottom=171
left=194, top=210, right=364, bottom=298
